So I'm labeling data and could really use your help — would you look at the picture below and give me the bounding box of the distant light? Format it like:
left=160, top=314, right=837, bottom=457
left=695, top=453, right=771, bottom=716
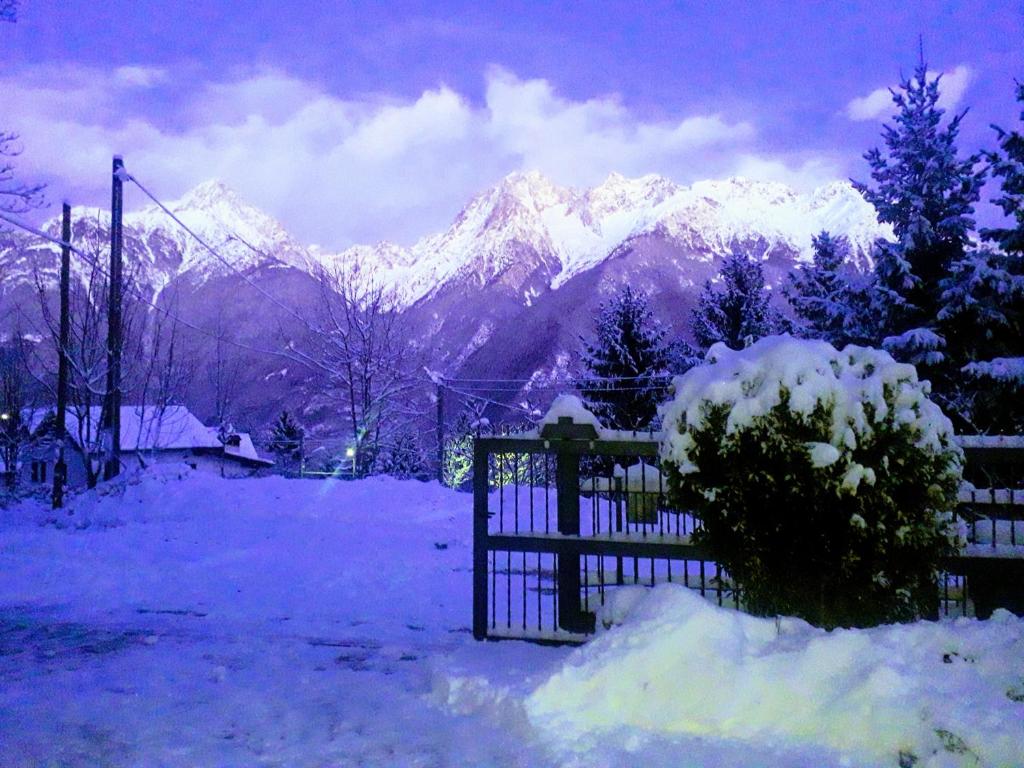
left=345, top=447, right=355, bottom=458
left=0, top=412, right=10, bottom=421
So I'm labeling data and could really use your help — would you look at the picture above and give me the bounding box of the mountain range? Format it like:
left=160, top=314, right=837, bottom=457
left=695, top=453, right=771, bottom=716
left=0, top=171, right=890, bottom=433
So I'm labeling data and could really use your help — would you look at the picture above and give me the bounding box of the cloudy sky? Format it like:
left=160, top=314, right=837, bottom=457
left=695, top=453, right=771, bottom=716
left=3, top=0, right=1022, bottom=249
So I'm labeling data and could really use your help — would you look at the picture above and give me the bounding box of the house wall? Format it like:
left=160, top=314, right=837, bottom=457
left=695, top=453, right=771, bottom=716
left=15, top=441, right=89, bottom=492
left=14, top=446, right=264, bottom=491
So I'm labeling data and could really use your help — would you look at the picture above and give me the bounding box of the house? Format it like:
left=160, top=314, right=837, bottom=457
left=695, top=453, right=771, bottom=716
left=20, top=405, right=273, bottom=489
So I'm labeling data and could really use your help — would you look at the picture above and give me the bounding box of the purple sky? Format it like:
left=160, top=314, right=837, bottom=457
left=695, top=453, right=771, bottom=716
left=4, top=0, right=1022, bottom=248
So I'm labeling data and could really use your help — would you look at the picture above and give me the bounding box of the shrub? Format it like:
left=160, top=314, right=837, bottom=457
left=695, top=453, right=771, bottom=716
left=659, top=335, right=962, bottom=628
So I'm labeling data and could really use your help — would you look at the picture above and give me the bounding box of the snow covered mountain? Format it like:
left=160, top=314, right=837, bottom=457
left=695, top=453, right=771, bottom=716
left=1, top=171, right=889, bottom=429
left=325, top=171, right=889, bottom=308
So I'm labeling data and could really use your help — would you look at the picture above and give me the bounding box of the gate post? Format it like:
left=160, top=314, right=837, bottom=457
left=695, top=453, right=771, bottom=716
left=545, top=417, right=598, bottom=634
left=472, top=440, right=490, bottom=640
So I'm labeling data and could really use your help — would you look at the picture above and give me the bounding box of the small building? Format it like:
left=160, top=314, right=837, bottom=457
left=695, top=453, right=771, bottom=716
left=21, top=405, right=273, bottom=489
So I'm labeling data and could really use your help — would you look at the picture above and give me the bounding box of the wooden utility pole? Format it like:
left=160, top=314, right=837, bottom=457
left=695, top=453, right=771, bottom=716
left=436, top=380, right=445, bottom=483
left=103, top=156, right=124, bottom=480
left=52, top=202, right=71, bottom=509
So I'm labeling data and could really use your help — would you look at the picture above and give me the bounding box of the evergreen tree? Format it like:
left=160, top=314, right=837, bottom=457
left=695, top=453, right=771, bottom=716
left=785, top=232, right=873, bottom=347
left=692, top=251, right=784, bottom=351
left=942, top=81, right=1024, bottom=432
left=578, top=285, right=672, bottom=430
left=268, top=410, right=304, bottom=466
left=376, top=431, right=427, bottom=480
left=981, top=81, right=1024, bottom=256
left=854, top=60, right=985, bottom=372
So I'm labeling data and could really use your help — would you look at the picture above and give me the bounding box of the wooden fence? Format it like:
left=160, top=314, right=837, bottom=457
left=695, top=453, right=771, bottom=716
left=472, top=419, right=1024, bottom=643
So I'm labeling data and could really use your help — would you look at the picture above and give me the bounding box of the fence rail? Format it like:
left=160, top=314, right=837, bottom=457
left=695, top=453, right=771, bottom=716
left=473, top=423, right=1024, bottom=643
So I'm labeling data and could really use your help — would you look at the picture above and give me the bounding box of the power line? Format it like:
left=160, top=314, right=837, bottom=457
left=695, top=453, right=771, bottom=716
left=0, top=205, right=302, bottom=364
left=124, top=171, right=310, bottom=328
left=444, top=374, right=676, bottom=384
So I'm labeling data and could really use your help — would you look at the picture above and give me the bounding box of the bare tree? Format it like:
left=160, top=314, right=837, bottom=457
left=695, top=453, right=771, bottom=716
left=1, top=3, right=46, bottom=215
left=0, top=131, right=45, bottom=215
left=207, top=306, right=244, bottom=437
left=291, top=261, right=419, bottom=476
left=129, top=287, right=196, bottom=460
left=30, top=216, right=193, bottom=485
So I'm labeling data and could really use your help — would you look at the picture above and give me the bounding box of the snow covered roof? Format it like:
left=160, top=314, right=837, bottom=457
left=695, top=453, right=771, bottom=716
left=29, top=405, right=220, bottom=451
left=220, top=430, right=275, bottom=467
left=29, top=406, right=275, bottom=466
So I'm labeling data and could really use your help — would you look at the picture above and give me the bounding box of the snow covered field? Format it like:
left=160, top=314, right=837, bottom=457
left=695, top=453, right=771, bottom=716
left=1, top=469, right=1022, bottom=767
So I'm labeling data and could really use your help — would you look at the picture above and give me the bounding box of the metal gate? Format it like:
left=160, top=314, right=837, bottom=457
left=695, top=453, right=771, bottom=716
left=472, top=417, right=1024, bottom=643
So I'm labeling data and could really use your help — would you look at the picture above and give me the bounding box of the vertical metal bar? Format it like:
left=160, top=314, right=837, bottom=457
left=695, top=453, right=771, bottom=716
left=544, top=454, right=550, bottom=534
left=506, top=550, right=511, bottom=629
left=529, top=454, right=535, bottom=532
left=1011, top=490, right=1016, bottom=546
left=537, top=552, right=542, bottom=632
left=641, top=461, right=647, bottom=538
left=498, top=454, right=505, bottom=532
left=513, top=453, right=519, bottom=534
left=522, top=550, right=527, bottom=631
left=491, top=551, right=496, bottom=629
left=717, top=564, right=723, bottom=606
left=583, top=554, right=590, bottom=613
left=963, top=575, right=968, bottom=618
left=552, top=554, right=558, bottom=632
left=700, top=560, right=706, bottom=597
left=658, top=464, right=664, bottom=537
left=615, top=475, right=624, bottom=585
left=472, top=443, right=490, bottom=640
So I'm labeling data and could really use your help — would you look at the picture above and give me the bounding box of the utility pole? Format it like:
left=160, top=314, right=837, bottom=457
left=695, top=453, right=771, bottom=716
left=52, top=202, right=71, bottom=509
left=103, top=156, right=124, bottom=480
left=436, top=379, right=445, bottom=484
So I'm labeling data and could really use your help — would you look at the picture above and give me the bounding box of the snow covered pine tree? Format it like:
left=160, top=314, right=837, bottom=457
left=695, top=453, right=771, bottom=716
left=785, top=232, right=873, bottom=347
left=853, top=59, right=985, bottom=416
left=945, top=80, right=1024, bottom=432
left=691, top=251, right=785, bottom=352
left=578, top=285, right=671, bottom=430
left=268, top=410, right=304, bottom=469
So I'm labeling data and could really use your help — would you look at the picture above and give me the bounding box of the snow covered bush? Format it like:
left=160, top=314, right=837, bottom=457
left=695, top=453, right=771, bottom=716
left=659, top=335, right=962, bottom=628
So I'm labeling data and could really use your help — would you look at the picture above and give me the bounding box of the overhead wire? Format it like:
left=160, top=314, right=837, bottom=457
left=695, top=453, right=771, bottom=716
left=124, top=171, right=312, bottom=329
left=0, top=206, right=303, bottom=364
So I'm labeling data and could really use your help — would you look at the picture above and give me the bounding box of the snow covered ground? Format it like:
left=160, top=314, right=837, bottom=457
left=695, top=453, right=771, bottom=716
left=0, top=468, right=1021, bottom=767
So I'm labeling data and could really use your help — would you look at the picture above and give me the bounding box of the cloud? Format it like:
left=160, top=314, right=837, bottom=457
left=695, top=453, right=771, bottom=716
left=845, top=64, right=973, bottom=121
left=4, top=63, right=836, bottom=248
left=114, top=66, right=168, bottom=88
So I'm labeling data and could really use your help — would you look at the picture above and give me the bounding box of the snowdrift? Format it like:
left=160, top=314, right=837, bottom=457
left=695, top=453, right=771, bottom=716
left=525, top=585, right=1024, bottom=767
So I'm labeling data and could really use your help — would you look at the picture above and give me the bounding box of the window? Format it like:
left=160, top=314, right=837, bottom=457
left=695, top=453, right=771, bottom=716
left=31, top=461, right=38, bottom=483
left=30, top=461, right=48, bottom=484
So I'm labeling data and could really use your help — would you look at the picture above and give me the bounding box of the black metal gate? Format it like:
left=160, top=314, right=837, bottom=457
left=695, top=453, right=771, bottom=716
left=472, top=418, right=1024, bottom=643
left=472, top=417, right=736, bottom=642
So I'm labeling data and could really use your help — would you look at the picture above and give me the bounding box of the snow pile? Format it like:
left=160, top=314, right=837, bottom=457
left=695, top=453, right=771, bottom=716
left=538, top=395, right=604, bottom=433
left=525, top=584, right=1024, bottom=766
left=659, top=335, right=960, bottom=479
